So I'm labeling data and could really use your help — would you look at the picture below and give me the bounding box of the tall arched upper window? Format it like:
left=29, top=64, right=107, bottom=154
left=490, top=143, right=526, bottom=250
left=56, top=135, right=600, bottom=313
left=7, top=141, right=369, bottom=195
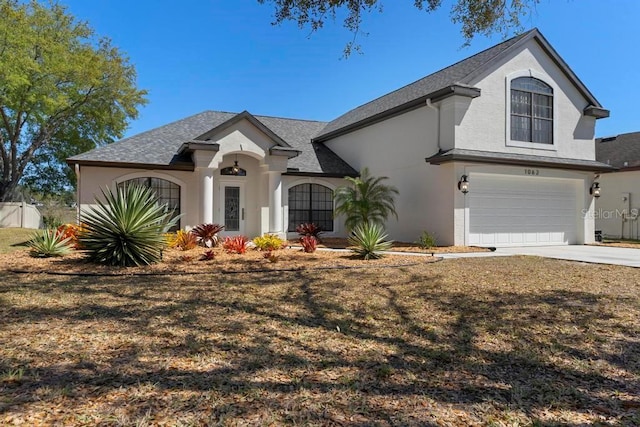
left=511, top=77, right=553, bottom=144
left=117, top=177, right=181, bottom=231
left=288, top=184, right=334, bottom=232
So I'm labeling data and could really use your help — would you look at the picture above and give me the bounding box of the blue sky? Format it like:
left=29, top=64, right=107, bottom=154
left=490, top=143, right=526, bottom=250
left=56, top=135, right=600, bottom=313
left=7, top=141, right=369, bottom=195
left=61, top=0, right=639, bottom=139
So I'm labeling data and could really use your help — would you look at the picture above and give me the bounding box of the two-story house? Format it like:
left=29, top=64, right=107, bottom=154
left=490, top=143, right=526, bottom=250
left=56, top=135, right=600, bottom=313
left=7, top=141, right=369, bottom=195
left=68, top=28, right=612, bottom=247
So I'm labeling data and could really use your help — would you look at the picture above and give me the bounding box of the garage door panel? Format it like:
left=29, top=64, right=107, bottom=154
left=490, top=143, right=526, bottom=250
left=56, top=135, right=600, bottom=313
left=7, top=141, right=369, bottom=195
left=468, top=174, right=578, bottom=247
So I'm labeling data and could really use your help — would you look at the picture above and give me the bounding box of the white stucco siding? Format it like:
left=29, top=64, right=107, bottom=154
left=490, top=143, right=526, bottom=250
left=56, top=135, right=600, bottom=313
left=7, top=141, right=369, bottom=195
left=77, top=166, right=199, bottom=228
left=595, top=171, right=640, bottom=239
left=325, top=106, right=445, bottom=243
left=455, top=39, right=596, bottom=160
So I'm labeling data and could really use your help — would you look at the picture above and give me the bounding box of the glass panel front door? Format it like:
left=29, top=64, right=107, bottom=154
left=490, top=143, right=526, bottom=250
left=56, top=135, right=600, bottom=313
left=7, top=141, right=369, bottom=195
left=224, top=186, right=240, bottom=231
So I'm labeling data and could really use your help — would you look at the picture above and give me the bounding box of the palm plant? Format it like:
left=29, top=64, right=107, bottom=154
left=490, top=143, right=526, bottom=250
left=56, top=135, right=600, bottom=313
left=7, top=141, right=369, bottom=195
left=28, top=229, right=74, bottom=258
left=79, top=185, right=178, bottom=266
left=348, top=222, right=393, bottom=260
left=334, top=167, right=399, bottom=230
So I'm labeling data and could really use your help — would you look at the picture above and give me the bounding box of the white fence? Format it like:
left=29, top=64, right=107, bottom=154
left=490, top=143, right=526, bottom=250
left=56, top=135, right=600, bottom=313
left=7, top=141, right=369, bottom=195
left=0, top=202, right=42, bottom=228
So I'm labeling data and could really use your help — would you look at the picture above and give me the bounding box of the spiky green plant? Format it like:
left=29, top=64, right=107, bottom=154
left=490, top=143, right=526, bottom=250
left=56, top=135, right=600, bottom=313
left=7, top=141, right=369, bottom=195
left=348, top=222, right=393, bottom=260
left=79, top=185, right=178, bottom=266
left=334, top=167, right=399, bottom=230
left=28, top=229, right=73, bottom=258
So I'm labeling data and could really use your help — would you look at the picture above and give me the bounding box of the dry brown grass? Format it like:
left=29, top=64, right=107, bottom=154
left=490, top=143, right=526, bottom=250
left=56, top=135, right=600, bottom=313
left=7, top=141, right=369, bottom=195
left=0, top=252, right=639, bottom=426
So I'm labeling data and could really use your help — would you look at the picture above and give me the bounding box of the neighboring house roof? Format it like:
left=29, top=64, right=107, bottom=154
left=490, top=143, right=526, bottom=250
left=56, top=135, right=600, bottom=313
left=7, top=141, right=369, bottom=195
left=426, top=148, right=615, bottom=172
left=67, top=111, right=358, bottom=177
left=315, top=28, right=608, bottom=142
left=596, top=132, right=640, bottom=170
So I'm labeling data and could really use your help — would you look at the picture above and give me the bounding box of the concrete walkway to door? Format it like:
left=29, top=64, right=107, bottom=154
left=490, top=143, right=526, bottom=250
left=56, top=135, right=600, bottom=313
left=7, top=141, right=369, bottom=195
left=492, top=245, right=640, bottom=268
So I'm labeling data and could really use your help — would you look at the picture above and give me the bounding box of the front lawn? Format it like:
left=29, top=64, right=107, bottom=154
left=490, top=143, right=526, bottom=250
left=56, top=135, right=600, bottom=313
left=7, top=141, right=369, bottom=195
left=0, top=228, right=36, bottom=254
left=1, top=256, right=638, bottom=425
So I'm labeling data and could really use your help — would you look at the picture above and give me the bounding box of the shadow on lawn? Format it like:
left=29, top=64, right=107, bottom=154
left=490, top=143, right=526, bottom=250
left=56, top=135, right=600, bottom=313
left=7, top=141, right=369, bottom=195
left=0, top=265, right=639, bottom=425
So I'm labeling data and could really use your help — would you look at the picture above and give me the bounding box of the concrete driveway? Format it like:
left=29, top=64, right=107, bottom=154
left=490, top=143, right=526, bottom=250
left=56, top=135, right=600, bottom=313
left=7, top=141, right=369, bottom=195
left=494, top=245, right=640, bottom=268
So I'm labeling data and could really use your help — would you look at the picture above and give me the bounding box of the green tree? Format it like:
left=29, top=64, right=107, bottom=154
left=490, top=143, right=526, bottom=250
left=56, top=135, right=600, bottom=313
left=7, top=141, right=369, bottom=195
left=334, top=167, right=399, bottom=230
left=258, top=0, right=539, bottom=55
left=0, top=0, right=147, bottom=202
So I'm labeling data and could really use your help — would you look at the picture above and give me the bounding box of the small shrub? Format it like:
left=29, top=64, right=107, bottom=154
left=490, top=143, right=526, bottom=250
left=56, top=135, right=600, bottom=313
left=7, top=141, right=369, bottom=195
left=169, top=230, right=198, bottom=250
left=300, top=235, right=317, bottom=253
left=348, top=222, right=393, bottom=260
left=28, top=229, right=74, bottom=258
left=179, top=254, right=194, bottom=262
left=56, top=223, right=84, bottom=249
left=415, top=231, right=437, bottom=249
left=253, top=234, right=285, bottom=251
left=200, top=250, right=216, bottom=261
left=295, top=223, right=323, bottom=241
left=263, top=251, right=279, bottom=263
left=42, top=215, right=63, bottom=229
left=191, top=223, right=224, bottom=247
left=223, top=235, right=249, bottom=254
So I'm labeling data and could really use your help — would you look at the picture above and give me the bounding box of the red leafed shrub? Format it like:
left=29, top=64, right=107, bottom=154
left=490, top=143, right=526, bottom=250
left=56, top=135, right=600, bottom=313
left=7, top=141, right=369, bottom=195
left=223, top=235, right=249, bottom=254
left=199, top=250, right=216, bottom=261
left=295, top=223, right=323, bottom=241
left=300, top=235, right=317, bottom=253
left=56, top=223, right=84, bottom=249
left=191, top=223, right=225, bottom=247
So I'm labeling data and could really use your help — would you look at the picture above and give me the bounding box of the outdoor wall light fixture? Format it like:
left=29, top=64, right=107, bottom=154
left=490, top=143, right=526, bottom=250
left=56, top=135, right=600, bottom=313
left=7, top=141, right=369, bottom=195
left=231, top=160, right=240, bottom=175
left=590, top=181, right=601, bottom=198
left=458, top=175, right=469, bottom=194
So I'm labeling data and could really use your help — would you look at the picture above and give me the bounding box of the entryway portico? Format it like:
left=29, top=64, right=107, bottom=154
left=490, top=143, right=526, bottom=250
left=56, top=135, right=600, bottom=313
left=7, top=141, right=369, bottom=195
left=178, top=111, right=300, bottom=237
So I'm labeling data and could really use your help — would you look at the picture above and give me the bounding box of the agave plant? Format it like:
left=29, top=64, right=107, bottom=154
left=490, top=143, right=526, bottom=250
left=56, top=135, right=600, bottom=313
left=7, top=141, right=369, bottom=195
left=191, top=223, right=225, bottom=247
left=348, top=222, right=393, bottom=260
left=79, top=185, right=178, bottom=267
left=28, top=229, right=74, bottom=258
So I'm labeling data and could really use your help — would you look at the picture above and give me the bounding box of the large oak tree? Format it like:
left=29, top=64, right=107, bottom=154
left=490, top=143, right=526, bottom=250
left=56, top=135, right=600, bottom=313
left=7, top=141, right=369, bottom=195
left=258, top=0, right=539, bottom=55
left=0, top=0, right=146, bottom=201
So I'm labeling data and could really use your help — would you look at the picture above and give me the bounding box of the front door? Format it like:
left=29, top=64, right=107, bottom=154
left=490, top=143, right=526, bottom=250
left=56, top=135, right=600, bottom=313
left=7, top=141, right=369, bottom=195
left=220, top=183, right=245, bottom=235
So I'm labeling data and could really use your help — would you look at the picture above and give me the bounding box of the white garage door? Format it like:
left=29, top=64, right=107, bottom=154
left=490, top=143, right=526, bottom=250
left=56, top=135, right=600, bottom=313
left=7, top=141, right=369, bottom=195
left=468, top=173, right=579, bottom=247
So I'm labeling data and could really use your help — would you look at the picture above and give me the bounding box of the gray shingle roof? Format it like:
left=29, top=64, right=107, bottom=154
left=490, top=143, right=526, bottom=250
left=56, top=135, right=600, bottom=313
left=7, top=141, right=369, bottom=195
left=68, top=111, right=357, bottom=176
left=315, top=30, right=535, bottom=140
left=314, top=28, right=607, bottom=140
left=596, top=132, right=640, bottom=169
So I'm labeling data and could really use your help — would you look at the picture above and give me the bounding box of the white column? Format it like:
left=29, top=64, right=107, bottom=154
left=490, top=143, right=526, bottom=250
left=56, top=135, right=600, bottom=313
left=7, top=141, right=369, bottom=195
left=268, top=172, right=282, bottom=234
left=201, top=167, right=214, bottom=224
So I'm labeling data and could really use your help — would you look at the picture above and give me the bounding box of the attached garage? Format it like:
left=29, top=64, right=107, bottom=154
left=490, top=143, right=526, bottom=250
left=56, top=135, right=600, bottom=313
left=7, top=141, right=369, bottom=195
left=467, top=173, right=580, bottom=247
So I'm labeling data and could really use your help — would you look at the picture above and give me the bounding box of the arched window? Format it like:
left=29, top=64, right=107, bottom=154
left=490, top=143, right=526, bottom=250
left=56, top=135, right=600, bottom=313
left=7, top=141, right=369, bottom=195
left=288, top=183, right=333, bottom=232
left=118, top=177, right=181, bottom=231
left=510, top=77, right=553, bottom=144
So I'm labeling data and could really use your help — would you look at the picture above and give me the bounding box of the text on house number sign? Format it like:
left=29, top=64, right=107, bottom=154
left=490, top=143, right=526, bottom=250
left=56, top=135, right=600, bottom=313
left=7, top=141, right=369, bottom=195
left=524, top=169, right=540, bottom=176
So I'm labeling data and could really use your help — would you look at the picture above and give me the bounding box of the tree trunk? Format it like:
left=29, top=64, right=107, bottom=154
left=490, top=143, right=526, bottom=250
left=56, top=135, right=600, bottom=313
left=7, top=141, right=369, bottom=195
left=0, top=180, right=19, bottom=202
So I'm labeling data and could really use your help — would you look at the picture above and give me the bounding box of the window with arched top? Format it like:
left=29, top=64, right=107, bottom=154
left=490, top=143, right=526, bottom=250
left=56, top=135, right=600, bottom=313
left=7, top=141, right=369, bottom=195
left=117, top=177, right=181, bottom=231
left=288, top=183, right=334, bottom=232
left=510, top=77, right=553, bottom=144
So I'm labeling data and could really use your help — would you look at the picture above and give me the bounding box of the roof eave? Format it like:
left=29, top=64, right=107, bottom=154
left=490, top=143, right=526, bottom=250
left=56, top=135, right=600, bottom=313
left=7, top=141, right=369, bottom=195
left=178, top=140, right=220, bottom=155
left=584, top=105, right=610, bottom=119
left=270, top=146, right=301, bottom=159
left=425, top=151, right=616, bottom=172
left=65, top=159, right=195, bottom=171
left=284, top=170, right=359, bottom=178
left=314, top=84, right=481, bottom=142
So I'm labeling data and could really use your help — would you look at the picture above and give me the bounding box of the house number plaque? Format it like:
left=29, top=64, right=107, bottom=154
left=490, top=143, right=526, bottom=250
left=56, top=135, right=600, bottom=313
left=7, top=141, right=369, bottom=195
left=524, top=168, right=540, bottom=176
